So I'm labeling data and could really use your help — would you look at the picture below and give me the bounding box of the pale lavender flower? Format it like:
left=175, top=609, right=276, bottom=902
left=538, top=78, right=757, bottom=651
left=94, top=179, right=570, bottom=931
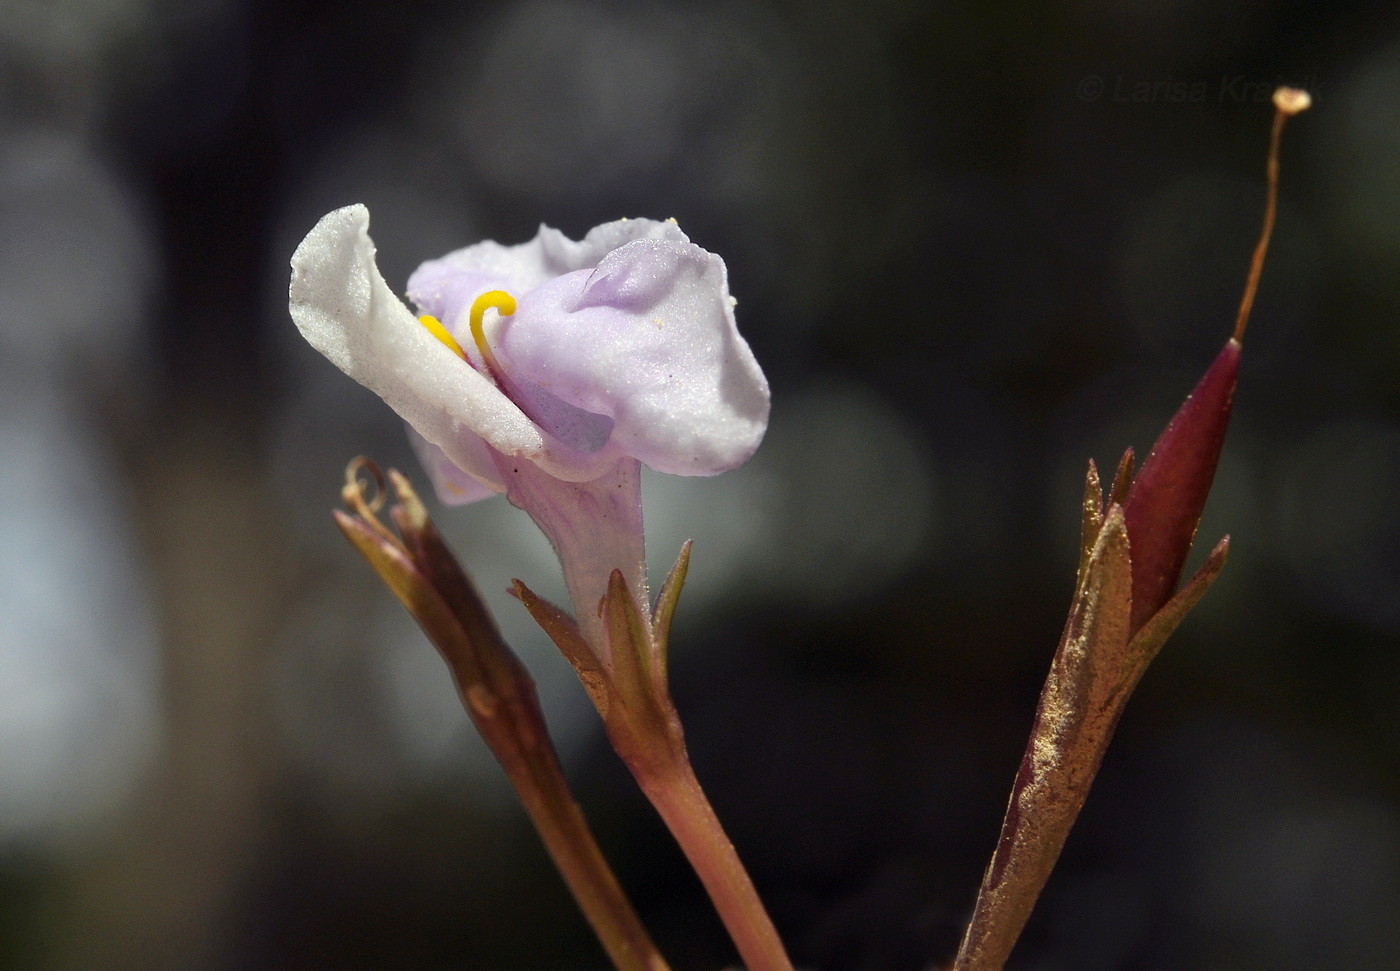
left=299, top=207, right=790, bottom=971
left=289, top=205, right=769, bottom=649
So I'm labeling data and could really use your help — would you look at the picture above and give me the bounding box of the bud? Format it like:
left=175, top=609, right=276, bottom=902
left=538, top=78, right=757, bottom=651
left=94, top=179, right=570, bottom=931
left=1122, top=85, right=1309, bottom=633
left=1122, top=338, right=1238, bottom=633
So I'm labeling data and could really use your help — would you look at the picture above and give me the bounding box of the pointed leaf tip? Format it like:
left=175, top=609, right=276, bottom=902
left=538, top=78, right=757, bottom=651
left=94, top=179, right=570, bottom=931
left=603, top=570, right=650, bottom=655
left=651, top=541, right=692, bottom=673
left=1109, top=448, right=1135, bottom=509
left=513, top=579, right=611, bottom=715
left=513, top=580, right=597, bottom=669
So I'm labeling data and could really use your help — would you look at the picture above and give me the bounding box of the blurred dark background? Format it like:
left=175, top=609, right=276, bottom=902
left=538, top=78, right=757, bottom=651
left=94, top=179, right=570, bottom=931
left=2, top=1, right=1399, bottom=968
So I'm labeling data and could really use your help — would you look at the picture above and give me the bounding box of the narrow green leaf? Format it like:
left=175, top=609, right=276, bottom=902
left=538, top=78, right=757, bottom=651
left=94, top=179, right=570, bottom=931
left=602, top=569, right=654, bottom=695
left=513, top=579, right=611, bottom=715
left=1116, top=534, right=1230, bottom=699
left=650, top=541, right=692, bottom=681
left=1109, top=447, right=1135, bottom=508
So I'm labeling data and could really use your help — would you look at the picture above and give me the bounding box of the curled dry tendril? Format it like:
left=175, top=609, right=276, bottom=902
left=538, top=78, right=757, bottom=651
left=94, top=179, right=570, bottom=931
left=342, top=456, right=402, bottom=550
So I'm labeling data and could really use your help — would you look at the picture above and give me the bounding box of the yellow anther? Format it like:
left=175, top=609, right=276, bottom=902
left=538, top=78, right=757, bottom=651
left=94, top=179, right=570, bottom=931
left=469, top=290, right=517, bottom=378
left=418, top=314, right=466, bottom=359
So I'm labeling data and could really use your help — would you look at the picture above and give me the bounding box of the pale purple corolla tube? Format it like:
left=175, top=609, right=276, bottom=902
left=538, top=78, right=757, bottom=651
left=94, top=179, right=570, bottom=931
left=289, top=205, right=769, bottom=654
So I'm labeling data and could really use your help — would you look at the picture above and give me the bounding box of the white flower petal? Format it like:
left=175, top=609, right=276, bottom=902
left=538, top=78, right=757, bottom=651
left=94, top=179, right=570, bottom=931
left=289, top=205, right=619, bottom=484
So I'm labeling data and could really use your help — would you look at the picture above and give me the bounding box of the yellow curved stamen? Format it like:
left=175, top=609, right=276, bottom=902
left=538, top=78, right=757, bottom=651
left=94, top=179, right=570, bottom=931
left=418, top=314, right=467, bottom=359
left=469, top=290, right=517, bottom=379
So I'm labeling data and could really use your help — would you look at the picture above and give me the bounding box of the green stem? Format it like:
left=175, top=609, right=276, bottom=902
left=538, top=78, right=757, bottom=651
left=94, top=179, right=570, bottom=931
left=476, top=686, right=669, bottom=971
left=633, top=752, right=793, bottom=971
